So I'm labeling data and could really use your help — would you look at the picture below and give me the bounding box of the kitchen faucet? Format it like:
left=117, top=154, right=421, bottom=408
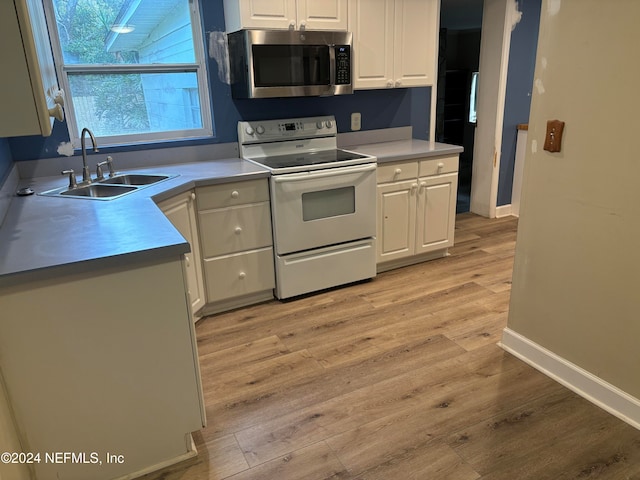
left=80, top=128, right=98, bottom=184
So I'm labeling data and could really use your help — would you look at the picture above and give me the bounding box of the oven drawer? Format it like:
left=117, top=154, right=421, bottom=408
left=377, top=161, right=418, bottom=183
left=275, top=239, right=376, bottom=299
left=203, top=247, right=275, bottom=302
left=197, top=179, right=269, bottom=210
left=199, top=202, right=272, bottom=257
left=419, top=156, right=459, bottom=177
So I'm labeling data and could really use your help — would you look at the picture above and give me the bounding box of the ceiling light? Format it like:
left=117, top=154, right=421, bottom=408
left=110, top=24, right=135, bottom=34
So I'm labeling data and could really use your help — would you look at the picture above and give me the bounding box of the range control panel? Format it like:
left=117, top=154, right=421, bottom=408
left=238, top=116, right=338, bottom=145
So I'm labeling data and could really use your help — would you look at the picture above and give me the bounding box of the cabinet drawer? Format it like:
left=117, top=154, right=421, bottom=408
left=197, top=179, right=269, bottom=210
left=377, top=161, right=418, bottom=183
left=199, top=202, right=272, bottom=257
left=418, top=156, right=459, bottom=177
left=203, top=247, right=275, bottom=302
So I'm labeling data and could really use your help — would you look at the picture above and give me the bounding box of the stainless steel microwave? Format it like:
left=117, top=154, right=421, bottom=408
left=227, top=29, right=353, bottom=99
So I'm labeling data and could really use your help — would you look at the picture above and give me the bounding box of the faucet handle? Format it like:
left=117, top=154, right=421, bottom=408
left=96, top=156, right=116, bottom=181
left=105, top=156, right=115, bottom=177
left=95, top=162, right=106, bottom=181
left=61, top=169, right=78, bottom=189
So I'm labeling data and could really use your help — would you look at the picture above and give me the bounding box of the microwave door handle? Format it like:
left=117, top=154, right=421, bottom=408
left=326, top=45, right=336, bottom=95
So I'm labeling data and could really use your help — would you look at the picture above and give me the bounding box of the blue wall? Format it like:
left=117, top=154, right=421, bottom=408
left=9, top=0, right=431, bottom=162
left=497, top=0, right=541, bottom=206
left=0, top=139, right=13, bottom=184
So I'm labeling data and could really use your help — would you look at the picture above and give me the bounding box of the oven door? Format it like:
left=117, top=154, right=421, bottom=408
left=270, top=163, right=376, bottom=255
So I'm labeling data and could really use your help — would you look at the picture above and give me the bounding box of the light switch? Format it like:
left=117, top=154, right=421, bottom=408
left=543, top=120, right=565, bottom=152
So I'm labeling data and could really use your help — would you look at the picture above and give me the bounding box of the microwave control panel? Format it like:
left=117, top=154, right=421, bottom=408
left=335, top=46, right=351, bottom=85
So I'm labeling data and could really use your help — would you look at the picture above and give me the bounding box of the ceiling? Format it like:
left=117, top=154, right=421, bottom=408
left=441, top=0, right=484, bottom=30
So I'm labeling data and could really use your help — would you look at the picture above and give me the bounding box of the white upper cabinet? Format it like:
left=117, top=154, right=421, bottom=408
left=0, top=0, right=64, bottom=138
left=349, top=0, right=439, bottom=89
left=224, top=0, right=348, bottom=32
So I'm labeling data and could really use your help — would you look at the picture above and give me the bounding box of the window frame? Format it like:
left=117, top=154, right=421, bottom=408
left=42, top=0, right=213, bottom=148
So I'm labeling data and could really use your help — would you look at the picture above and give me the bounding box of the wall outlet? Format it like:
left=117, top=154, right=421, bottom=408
left=351, top=112, right=361, bottom=131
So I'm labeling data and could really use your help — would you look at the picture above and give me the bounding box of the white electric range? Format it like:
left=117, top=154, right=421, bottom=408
left=238, top=115, right=377, bottom=299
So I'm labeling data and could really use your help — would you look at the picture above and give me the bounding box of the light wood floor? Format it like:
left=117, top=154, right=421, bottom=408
left=144, top=213, right=640, bottom=480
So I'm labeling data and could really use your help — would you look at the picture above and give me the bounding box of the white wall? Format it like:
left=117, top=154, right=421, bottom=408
left=506, top=0, right=640, bottom=400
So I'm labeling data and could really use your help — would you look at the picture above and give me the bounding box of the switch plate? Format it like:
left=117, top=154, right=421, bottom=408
left=351, top=112, right=361, bottom=131
left=544, top=120, right=565, bottom=152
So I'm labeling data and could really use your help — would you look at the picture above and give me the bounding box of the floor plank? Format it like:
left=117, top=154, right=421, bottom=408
left=142, top=213, right=640, bottom=480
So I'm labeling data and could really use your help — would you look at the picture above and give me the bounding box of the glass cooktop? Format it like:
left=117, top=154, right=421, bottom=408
left=249, top=149, right=371, bottom=170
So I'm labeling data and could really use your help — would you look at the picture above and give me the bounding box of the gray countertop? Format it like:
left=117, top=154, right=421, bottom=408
left=346, top=139, right=463, bottom=163
left=0, top=158, right=269, bottom=285
left=0, top=138, right=462, bottom=286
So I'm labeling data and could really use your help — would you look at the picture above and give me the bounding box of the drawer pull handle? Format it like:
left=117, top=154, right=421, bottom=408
left=235, top=226, right=242, bottom=234
left=231, top=190, right=239, bottom=199
left=238, top=272, right=246, bottom=279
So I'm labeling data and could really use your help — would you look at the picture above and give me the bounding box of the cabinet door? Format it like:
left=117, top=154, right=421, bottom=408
left=158, top=191, right=206, bottom=320
left=415, top=173, right=458, bottom=254
left=298, top=0, right=348, bottom=30
left=376, top=180, right=417, bottom=263
left=233, top=0, right=298, bottom=30
left=349, top=0, right=394, bottom=89
left=393, top=0, right=438, bottom=87
left=1, top=0, right=62, bottom=137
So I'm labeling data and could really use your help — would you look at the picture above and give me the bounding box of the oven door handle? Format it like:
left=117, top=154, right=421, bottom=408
left=271, top=163, right=376, bottom=183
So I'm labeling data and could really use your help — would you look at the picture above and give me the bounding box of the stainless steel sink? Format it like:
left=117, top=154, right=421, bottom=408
left=60, top=184, right=137, bottom=199
left=99, top=174, right=172, bottom=186
left=39, top=173, right=178, bottom=200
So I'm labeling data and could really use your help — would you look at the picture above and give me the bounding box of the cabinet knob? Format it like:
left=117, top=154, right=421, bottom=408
left=191, top=192, right=196, bottom=201
left=386, top=80, right=394, bottom=88
left=231, top=190, right=239, bottom=199
left=395, top=80, right=402, bottom=87
left=184, top=255, right=190, bottom=267
left=234, top=226, right=242, bottom=234
left=238, top=271, right=246, bottom=279
left=419, top=181, right=427, bottom=191
left=48, top=103, right=64, bottom=122
left=289, top=20, right=296, bottom=30
left=437, top=162, right=444, bottom=171
left=411, top=183, right=418, bottom=193
left=394, top=168, right=402, bottom=175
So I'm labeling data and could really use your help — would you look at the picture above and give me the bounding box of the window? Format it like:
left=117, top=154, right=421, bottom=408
left=44, top=0, right=213, bottom=147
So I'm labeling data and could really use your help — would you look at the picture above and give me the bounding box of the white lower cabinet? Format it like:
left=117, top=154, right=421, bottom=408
left=196, top=179, right=275, bottom=314
left=0, top=259, right=206, bottom=480
left=158, top=190, right=206, bottom=322
left=377, top=155, right=459, bottom=271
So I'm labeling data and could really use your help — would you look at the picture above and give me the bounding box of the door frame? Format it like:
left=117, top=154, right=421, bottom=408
left=470, top=0, right=518, bottom=218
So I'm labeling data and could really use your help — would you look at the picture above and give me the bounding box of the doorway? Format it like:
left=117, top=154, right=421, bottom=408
left=436, top=0, right=483, bottom=214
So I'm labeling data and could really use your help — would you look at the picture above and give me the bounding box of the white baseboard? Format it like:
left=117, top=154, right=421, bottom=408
left=500, top=328, right=640, bottom=430
left=495, top=204, right=514, bottom=218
